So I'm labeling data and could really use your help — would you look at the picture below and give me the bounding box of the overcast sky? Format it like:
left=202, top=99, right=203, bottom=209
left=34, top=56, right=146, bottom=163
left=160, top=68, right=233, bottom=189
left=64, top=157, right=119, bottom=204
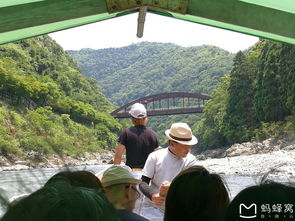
left=49, top=13, right=258, bottom=53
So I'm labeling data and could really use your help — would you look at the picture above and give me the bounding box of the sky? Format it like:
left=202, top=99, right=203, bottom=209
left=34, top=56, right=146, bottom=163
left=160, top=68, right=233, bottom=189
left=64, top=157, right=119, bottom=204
left=49, top=13, right=259, bottom=53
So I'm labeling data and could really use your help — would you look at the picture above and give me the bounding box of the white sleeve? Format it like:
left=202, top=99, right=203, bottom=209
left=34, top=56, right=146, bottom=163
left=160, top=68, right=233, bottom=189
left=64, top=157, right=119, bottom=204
left=184, top=154, right=198, bottom=169
left=142, top=153, right=156, bottom=179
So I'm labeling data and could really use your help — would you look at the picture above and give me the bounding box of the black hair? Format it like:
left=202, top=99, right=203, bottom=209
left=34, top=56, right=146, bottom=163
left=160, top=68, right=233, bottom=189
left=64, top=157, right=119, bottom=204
left=1, top=182, right=119, bottom=221
left=45, top=170, right=103, bottom=191
left=225, top=182, right=295, bottom=221
left=164, top=166, right=229, bottom=221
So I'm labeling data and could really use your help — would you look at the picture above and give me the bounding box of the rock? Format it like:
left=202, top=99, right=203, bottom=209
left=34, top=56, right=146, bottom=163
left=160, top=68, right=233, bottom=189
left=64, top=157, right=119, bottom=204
left=196, top=133, right=295, bottom=159
left=14, top=161, right=27, bottom=165
left=2, top=164, right=30, bottom=171
left=196, top=154, right=206, bottom=160
left=283, top=144, right=295, bottom=150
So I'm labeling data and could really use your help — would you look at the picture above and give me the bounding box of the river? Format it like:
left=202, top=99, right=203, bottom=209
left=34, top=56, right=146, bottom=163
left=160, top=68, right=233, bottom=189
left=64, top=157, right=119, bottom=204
left=0, top=165, right=291, bottom=218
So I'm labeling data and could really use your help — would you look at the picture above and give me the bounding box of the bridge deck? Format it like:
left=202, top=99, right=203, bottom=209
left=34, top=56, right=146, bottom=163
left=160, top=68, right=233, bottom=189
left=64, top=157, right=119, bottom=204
left=114, top=107, right=204, bottom=118
left=111, top=92, right=211, bottom=118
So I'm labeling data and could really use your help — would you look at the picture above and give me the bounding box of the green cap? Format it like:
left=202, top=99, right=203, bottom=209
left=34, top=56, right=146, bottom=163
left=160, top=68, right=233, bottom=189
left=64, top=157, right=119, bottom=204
left=101, top=165, right=141, bottom=188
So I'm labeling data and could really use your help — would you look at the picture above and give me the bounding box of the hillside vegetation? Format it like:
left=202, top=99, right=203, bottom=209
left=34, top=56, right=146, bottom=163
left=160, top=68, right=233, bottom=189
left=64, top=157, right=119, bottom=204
left=194, top=40, right=295, bottom=150
left=68, top=42, right=234, bottom=144
left=68, top=42, right=234, bottom=105
left=0, top=36, right=122, bottom=159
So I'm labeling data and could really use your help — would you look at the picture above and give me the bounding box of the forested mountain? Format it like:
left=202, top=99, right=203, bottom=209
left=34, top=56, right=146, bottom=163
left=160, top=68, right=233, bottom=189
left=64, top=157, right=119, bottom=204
left=194, top=39, right=295, bottom=149
left=69, top=40, right=295, bottom=150
left=0, top=36, right=123, bottom=158
left=68, top=42, right=234, bottom=106
left=68, top=43, right=234, bottom=144
left=1, top=36, right=292, bottom=154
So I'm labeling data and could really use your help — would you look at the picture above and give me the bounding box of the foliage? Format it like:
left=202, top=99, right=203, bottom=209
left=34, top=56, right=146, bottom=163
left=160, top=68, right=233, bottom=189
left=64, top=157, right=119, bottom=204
left=254, top=113, right=295, bottom=141
left=193, top=75, right=230, bottom=149
left=68, top=43, right=234, bottom=106
left=194, top=39, right=295, bottom=149
left=0, top=104, right=120, bottom=157
left=221, top=50, right=257, bottom=144
left=0, top=36, right=122, bottom=157
left=0, top=36, right=112, bottom=112
left=255, top=40, right=295, bottom=122
left=253, top=121, right=285, bottom=141
left=0, top=108, right=22, bottom=156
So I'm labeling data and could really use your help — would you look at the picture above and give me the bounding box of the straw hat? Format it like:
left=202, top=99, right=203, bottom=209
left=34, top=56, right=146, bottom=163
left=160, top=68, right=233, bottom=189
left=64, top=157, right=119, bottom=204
left=165, top=122, right=198, bottom=145
left=101, top=165, right=141, bottom=188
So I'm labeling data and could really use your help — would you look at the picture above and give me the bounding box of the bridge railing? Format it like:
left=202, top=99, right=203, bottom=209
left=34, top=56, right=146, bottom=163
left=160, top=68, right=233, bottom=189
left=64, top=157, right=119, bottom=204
left=111, top=92, right=211, bottom=118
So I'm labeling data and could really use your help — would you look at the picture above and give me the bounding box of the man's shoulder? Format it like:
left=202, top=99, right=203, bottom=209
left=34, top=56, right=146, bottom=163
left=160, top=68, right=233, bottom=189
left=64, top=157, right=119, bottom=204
left=122, top=126, right=140, bottom=134
left=129, top=126, right=145, bottom=132
left=121, top=127, right=131, bottom=134
left=184, top=152, right=197, bottom=163
left=138, top=126, right=157, bottom=136
left=146, top=148, right=167, bottom=161
left=150, top=147, right=167, bottom=156
left=187, top=152, right=196, bottom=158
left=145, top=127, right=156, bottom=133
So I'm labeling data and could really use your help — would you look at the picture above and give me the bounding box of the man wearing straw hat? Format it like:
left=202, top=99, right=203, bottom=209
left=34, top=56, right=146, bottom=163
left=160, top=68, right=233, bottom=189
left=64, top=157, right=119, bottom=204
left=114, top=103, right=159, bottom=170
left=139, top=122, right=198, bottom=207
left=101, top=165, right=149, bottom=221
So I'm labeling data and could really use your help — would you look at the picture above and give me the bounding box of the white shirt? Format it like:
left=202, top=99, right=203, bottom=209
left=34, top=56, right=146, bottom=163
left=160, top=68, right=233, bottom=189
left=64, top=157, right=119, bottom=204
left=142, top=147, right=198, bottom=194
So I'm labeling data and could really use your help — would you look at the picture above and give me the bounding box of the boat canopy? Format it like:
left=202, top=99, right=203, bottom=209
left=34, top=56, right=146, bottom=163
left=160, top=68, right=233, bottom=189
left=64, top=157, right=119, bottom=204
left=0, top=0, right=295, bottom=45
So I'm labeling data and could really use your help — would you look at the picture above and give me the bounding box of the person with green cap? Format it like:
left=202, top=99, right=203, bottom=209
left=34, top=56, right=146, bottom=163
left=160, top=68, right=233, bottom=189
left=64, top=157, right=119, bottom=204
left=101, top=165, right=149, bottom=221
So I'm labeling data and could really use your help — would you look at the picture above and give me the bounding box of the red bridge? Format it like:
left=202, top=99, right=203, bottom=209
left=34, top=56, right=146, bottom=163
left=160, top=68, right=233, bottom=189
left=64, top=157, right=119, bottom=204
left=111, top=92, right=211, bottom=118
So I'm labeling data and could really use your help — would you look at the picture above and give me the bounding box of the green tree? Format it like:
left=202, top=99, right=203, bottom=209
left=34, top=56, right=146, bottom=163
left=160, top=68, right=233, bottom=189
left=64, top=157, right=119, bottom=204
left=194, top=75, right=230, bottom=149
left=255, top=40, right=294, bottom=122
left=222, top=50, right=257, bottom=144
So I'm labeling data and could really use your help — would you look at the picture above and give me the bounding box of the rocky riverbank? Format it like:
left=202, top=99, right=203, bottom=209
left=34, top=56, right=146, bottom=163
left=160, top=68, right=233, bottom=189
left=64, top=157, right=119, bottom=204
left=0, top=151, right=115, bottom=171
left=196, top=134, right=295, bottom=178
left=197, top=149, right=295, bottom=178
left=1, top=134, right=295, bottom=176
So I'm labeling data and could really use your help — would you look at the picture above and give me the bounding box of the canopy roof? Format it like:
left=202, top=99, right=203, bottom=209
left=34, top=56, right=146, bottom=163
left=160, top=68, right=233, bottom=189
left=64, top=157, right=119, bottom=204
left=0, top=0, right=295, bottom=45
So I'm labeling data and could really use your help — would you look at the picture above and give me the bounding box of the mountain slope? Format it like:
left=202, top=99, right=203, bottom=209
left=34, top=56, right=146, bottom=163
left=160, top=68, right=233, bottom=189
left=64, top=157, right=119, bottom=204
left=0, top=36, right=122, bottom=158
left=68, top=42, right=234, bottom=106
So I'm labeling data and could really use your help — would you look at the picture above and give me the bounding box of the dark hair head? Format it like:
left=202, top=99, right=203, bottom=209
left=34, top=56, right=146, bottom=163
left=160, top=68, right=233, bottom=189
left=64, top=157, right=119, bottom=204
left=1, top=182, right=119, bottom=221
left=131, top=117, right=147, bottom=126
left=45, top=170, right=103, bottom=191
left=164, top=166, right=229, bottom=221
left=225, top=182, right=295, bottom=221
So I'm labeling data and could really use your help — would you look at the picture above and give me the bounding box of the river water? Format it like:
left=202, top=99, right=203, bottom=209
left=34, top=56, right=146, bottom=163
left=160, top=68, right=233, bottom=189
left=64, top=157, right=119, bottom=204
left=0, top=165, right=291, bottom=218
